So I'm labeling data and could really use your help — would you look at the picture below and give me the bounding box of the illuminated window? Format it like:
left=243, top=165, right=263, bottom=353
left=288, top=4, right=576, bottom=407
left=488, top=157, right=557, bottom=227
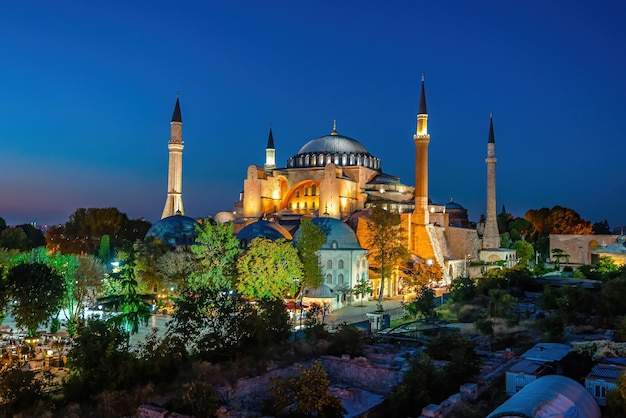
left=296, top=190, right=300, bottom=198
left=304, top=202, right=307, bottom=209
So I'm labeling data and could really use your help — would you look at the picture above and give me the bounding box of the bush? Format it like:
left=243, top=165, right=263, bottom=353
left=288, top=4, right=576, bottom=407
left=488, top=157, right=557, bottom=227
left=327, top=323, right=363, bottom=357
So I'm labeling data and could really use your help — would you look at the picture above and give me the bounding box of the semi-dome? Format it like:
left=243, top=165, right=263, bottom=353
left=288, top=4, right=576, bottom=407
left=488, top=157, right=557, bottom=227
left=236, top=220, right=292, bottom=248
left=294, top=217, right=362, bottom=250
left=145, top=214, right=200, bottom=246
left=287, top=124, right=381, bottom=171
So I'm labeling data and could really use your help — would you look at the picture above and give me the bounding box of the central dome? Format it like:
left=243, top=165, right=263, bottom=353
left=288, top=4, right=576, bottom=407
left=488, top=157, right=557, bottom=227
left=287, top=123, right=381, bottom=171
left=298, top=133, right=370, bottom=155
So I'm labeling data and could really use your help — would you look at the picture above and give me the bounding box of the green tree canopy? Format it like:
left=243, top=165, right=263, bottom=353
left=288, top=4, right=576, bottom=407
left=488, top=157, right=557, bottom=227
left=189, top=220, right=241, bottom=291
left=352, top=278, right=373, bottom=306
left=513, top=240, right=534, bottom=265
left=294, top=218, right=326, bottom=289
left=5, top=262, right=66, bottom=336
left=236, top=237, right=303, bottom=300
left=366, top=205, right=408, bottom=305
left=268, top=361, right=345, bottom=417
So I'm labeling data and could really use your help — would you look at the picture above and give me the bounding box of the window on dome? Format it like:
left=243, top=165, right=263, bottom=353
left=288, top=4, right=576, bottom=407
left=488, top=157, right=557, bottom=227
left=327, top=260, right=332, bottom=269
left=312, top=155, right=317, bottom=165
left=305, top=187, right=309, bottom=196
left=331, top=241, right=338, bottom=249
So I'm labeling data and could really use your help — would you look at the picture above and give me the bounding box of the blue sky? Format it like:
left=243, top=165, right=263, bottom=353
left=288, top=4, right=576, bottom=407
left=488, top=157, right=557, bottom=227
left=0, top=1, right=624, bottom=229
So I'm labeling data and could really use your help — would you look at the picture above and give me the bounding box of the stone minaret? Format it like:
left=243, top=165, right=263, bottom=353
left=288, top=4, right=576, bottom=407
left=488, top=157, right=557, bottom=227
left=264, top=126, right=276, bottom=172
left=482, top=113, right=500, bottom=249
left=413, top=74, right=430, bottom=225
left=161, top=97, right=185, bottom=219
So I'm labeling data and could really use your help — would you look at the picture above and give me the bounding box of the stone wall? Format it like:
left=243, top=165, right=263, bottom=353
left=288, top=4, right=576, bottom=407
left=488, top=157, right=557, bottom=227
left=319, top=355, right=404, bottom=395
left=550, top=234, right=617, bottom=265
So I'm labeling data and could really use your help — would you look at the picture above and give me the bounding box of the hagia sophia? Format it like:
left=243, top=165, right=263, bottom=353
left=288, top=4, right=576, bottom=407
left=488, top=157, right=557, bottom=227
left=147, top=76, right=517, bottom=308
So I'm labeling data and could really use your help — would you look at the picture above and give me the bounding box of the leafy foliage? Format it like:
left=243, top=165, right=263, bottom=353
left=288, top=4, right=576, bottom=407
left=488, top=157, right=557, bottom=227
left=5, top=262, right=66, bottom=335
left=64, top=318, right=135, bottom=399
left=449, top=276, right=476, bottom=302
left=403, top=260, right=443, bottom=292
left=405, top=285, right=437, bottom=318
left=352, top=278, right=373, bottom=306
left=294, top=218, right=327, bottom=289
left=365, top=205, right=408, bottom=304
left=237, top=237, right=303, bottom=299
left=268, top=361, right=345, bottom=417
left=0, top=365, right=54, bottom=414
left=189, top=220, right=241, bottom=291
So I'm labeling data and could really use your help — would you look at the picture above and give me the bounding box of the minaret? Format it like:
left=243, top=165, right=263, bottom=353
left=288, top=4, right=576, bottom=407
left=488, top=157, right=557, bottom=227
left=161, top=96, right=185, bottom=219
left=264, top=126, right=276, bottom=172
left=413, top=73, right=430, bottom=225
left=482, top=113, right=500, bottom=249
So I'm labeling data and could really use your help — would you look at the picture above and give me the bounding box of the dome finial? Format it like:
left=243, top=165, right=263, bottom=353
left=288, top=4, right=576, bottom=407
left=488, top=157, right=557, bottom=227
left=331, top=120, right=338, bottom=135
left=421, top=72, right=425, bottom=82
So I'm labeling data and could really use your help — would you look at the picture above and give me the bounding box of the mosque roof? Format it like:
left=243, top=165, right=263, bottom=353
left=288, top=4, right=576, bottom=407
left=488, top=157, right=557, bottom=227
left=444, top=199, right=465, bottom=210
left=367, top=174, right=403, bottom=185
left=236, top=219, right=292, bottom=245
left=294, top=217, right=363, bottom=250
left=487, top=375, right=600, bottom=418
left=145, top=214, right=199, bottom=246
left=304, top=283, right=335, bottom=298
left=298, top=133, right=370, bottom=155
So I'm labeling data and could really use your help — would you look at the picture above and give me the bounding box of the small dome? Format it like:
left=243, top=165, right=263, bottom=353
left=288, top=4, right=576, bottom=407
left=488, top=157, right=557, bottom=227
left=214, top=211, right=236, bottom=223
left=237, top=220, right=292, bottom=246
left=304, top=284, right=335, bottom=298
left=445, top=199, right=465, bottom=210
left=145, top=215, right=200, bottom=246
left=294, top=217, right=362, bottom=250
left=298, top=134, right=370, bottom=155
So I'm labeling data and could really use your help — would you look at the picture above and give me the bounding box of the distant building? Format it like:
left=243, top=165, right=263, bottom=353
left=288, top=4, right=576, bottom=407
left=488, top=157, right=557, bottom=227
left=488, top=375, right=600, bottom=418
left=585, top=359, right=626, bottom=406
left=591, top=235, right=626, bottom=266
left=550, top=234, right=619, bottom=265
left=505, top=343, right=571, bottom=395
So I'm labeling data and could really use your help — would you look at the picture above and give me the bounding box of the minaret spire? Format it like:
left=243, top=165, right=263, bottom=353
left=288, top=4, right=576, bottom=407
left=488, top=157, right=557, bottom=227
left=264, top=125, right=276, bottom=172
left=413, top=73, right=430, bottom=224
left=483, top=112, right=500, bottom=249
left=161, top=96, right=185, bottom=219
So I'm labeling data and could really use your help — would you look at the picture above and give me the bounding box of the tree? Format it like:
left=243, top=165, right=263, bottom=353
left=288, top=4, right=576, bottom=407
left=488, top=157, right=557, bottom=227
left=268, top=361, right=346, bottom=417
left=513, top=240, right=534, bottom=265
left=0, top=216, right=6, bottom=231
left=352, top=278, right=373, bottom=306
left=294, top=218, right=326, bottom=290
left=189, top=220, right=241, bottom=291
left=449, top=276, right=476, bottom=302
left=63, top=318, right=135, bottom=399
left=508, top=218, right=534, bottom=242
left=101, top=250, right=152, bottom=335
left=134, top=237, right=170, bottom=294
left=63, top=255, right=105, bottom=335
left=551, top=248, right=569, bottom=268
left=155, top=248, right=198, bottom=292
left=403, top=260, right=443, bottom=293
left=0, top=227, right=28, bottom=250
left=5, top=262, right=66, bottom=336
left=236, top=237, right=303, bottom=300
left=97, top=234, right=111, bottom=263
left=366, top=205, right=408, bottom=306
left=593, top=220, right=611, bottom=235
left=0, top=364, right=54, bottom=415
left=406, top=285, right=436, bottom=318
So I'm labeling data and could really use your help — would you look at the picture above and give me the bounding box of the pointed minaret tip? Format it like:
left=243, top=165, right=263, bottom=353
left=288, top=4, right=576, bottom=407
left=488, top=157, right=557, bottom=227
left=171, top=96, right=182, bottom=123
left=418, top=75, right=427, bottom=115
left=331, top=120, right=338, bottom=135
left=266, top=125, right=275, bottom=149
left=488, top=113, right=495, bottom=144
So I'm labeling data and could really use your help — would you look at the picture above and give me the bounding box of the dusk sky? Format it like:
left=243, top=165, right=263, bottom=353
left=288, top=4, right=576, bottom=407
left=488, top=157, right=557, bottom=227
left=1, top=1, right=624, bottom=229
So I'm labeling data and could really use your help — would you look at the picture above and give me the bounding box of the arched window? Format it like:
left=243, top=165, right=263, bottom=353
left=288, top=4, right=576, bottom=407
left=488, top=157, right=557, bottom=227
left=296, top=190, right=300, bottom=198
left=326, top=274, right=333, bottom=284
left=338, top=274, right=344, bottom=284
left=326, top=260, right=332, bottom=269
left=311, top=184, right=316, bottom=195
left=338, top=260, right=344, bottom=269
left=312, top=201, right=316, bottom=209
left=332, top=241, right=338, bottom=249
left=311, top=155, right=316, bottom=166
left=304, top=202, right=307, bottom=209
